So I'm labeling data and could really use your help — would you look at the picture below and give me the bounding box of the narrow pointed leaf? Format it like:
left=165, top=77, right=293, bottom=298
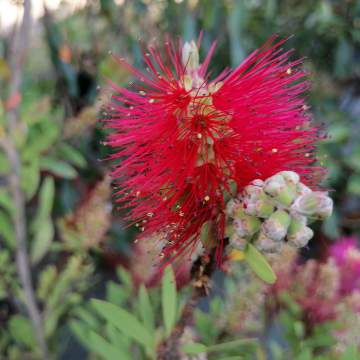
left=91, top=299, right=154, bottom=352
left=88, top=331, right=131, bottom=360
left=162, top=266, right=177, bottom=337
left=138, top=284, right=154, bottom=332
left=244, top=244, right=277, bottom=284
left=182, top=343, right=208, bottom=355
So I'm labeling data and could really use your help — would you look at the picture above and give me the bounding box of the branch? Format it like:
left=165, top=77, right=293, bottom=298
left=1, top=1, right=49, bottom=358
left=0, top=138, right=48, bottom=359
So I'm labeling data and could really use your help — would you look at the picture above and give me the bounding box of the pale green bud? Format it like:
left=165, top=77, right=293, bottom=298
left=288, top=213, right=307, bottom=227
left=243, top=184, right=264, bottom=198
left=287, top=224, right=313, bottom=248
left=296, top=182, right=312, bottom=197
left=242, top=185, right=274, bottom=218
left=243, top=198, right=275, bottom=218
left=291, top=191, right=333, bottom=220
left=233, top=215, right=261, bottom=238
left=273, top=186, right=297, bottom=207
left=262, top=209, right=291, bottom=241
left=264, top=174, right=287, bottom=197
left=225, top=199, right=241, bottom=218
left=264, top=173, right=297, bottom=206
left=254, top=232, right=282, bottom=253
left=182, top=41, right=199, bottom=71
left=278, top=171, right=300, bottom=185
left=229, top=234, right=247, bottom=250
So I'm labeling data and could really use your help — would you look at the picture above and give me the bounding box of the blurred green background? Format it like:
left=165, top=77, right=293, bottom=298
left=1, top=0, right=360, bottom=359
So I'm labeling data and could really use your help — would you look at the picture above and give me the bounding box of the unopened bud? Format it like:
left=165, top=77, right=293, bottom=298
left=243, top=184, right=264, bottom=199
left=182, top=41, right=199, bottom=71
left=243, top=197, right=275, bottom=218
left=233, top=215, right=261, bottom=238
left=262, top=209, right=291, bottom=241
left=273, top=187, right=297, bottom=207
left=265, top=174, right=297, bottom=206
left=278, top=171, right=300, bottom=185
left=255, top=232, right=282, bottom=253
left=225, top=199, right=240, bottom=218
left=291, top=191, right=333, bottom=220
left=229, top=234, right=247, bottom=250
left=296, top=182, right=312, bottom=196
left=264, top=174, right=287, bottom=197
left=242, top=185, right=274, bottom=218
left=287, top=223, right=313, bottom=248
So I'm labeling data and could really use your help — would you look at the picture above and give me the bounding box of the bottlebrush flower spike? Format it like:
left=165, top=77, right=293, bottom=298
left=104, top=35, right=324, bottom=264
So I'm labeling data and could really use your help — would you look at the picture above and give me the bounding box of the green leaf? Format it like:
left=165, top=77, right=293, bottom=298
left=8, top=315, right=36, bottom=349
left=244, top=244, right=276, bottom=284
left=0, top=189, right=16, bottom=215
left=138, top=284, right=155, bottom=333
left=324, top=123, right=349, bottom=143
left=295, top=349, right=312, bottom=360
left=91, top=299, right=154, bottom=353
left=31, top=218, right=54, bottom=264
left=105, top=323, right=131, bottom=352
left=21, top=157, right=40, bottom=199
left=341, top=345, right=359, bottom=360
left=58, top=143, right=86, bottom=168
left=347, top=174, right=360, bottom=195
left=199, top=221, right=216, bottom=249
left=106, top=281, right=129, bottom=305
left=116, top=267, right=133, bottom=290
left=87, top=331, right=131, bottom=360
left=72, top=308, right=99, bottom=328
left=69, top=320, right=92, bottom=349
left=162, top=266, right=177, bottom=337
left=182, top=343, right=208, bottom=355
left=32, top=177, right=55, bottom=229
left=40, top=157, right=78, bottom=179
left=0, top=210, right=15, bottom=248
left=70, top=321, right=131, bottom=360
left=0, top=150, right=10, bottom=174
left=345, top=145, right=360, bottom=172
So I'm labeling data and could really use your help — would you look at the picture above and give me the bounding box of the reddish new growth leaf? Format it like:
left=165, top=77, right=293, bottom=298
left=104, top=36, right=323, bottom=264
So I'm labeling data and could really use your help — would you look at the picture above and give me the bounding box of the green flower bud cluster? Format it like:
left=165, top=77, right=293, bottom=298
left=225, top=171, right=333, bottom=253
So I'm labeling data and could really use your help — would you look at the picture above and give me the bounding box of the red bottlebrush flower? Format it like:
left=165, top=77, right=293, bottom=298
left=104, top=35, right=323, bottom=263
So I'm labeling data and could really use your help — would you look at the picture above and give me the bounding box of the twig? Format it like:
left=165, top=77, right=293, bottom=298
left=157, top=251, right=217, bottom=360
left=0, top=139, right=49, bottom=359
left=1, top=1, right=49, bottom=358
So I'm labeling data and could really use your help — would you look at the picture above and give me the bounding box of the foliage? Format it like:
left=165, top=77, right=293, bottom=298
left=70, top=266, right=258, bottom=360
